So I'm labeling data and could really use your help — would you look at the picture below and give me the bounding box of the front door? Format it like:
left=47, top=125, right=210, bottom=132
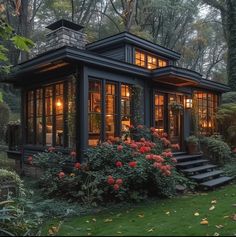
left=168, top=94, right=184, bottom=147
left=154, top=92, right=184, bottom=148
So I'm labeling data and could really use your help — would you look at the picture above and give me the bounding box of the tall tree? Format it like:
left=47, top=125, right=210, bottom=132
left=202, top=0, right=236, bottom=90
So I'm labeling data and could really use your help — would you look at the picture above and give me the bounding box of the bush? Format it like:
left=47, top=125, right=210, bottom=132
left=200, top=136, right=231, bottom=165
left=186, top=135, right=199, bottom=145
left=222, top=92, right=236, bottom=104
left=216, top=103, right=236, bottom=146
left=34, top=126, right=188, bottom=205
left=0, top=169, right=25, bottom=200
left=0, top=102, right=10, bottom=143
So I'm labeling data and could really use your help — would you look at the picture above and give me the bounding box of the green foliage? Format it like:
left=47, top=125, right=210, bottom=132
left=223, top=158, right=236, bottom=178
left=34, top=127, right=187, bottom=205
left=186, top=135, right=199, bottom=145
left=222, top=92, right=236, bottom=104
left=200, top=136, right=231, bottom=165
left=0, top=102, right=10, bottom=143
left=131, top=85, right=144, bottom=126
left=216, top=103, right=236, bottom=146
left=168, top=101, right=184, bottom=115
left=0, top=169, right=25, bottom=199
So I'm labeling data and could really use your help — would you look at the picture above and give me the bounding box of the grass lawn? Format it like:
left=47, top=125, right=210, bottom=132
left=42, top=184, right=236, bottom=236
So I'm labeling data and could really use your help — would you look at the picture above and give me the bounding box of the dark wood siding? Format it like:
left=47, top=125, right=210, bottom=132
left=98, top=47, right=125, bottom=61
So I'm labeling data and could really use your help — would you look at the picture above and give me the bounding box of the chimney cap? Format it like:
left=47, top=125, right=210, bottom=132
left=46, top=19, right=84, bottom=31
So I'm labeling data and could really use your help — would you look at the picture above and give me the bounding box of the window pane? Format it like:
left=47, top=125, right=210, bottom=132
left=56, top=115, right=63, bottom=146
left=154, top=94, right=164, bottom=134
left=27, top=91, right=34, bottom=144
left=46, top=116, right=53, bottom=146
left=106, top=83, right=117, bottom=139
left=89, top=80, right=102, bottom=146
left=36, top=89, right=43, bottom=145
left=121, top=84, right=131, bottom=131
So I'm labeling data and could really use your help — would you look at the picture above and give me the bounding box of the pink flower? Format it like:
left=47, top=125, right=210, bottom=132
left=116, top=161, right=123, bottom=168
left=171, top=158, right=177, bottom=163
left=117, top=145, right=123, bottom=151
left=153, top=162, right=162, bottom=169
left=70, top=151, right=76, bottom=157
left=137, top=125, right=143, bottom=129
left=116, top=179, right=123, bottom=185
left=58, top=172, right=65, bottom=178
left=74, top=162, right=81, bottom=170
left=129, top=161, right=137, bottom=168
left=113, top=184, right=120, bottom=191
left=27, top=156, right=33, bottom=165
left=130, top=143, right=138, bottom=149
left=107, top=176, right=115, bottom=185
left=48, top=147, right=56, bottom=152
left=150, top=127, right=156, bottom=133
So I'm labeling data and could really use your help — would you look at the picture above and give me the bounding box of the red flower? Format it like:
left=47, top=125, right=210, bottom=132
left=48, top=147, right=56, bottom=152
left=116, top=179, right=123, bottom=185
left=74, top=162, right=81, bottom=170
left=130, top=143, right=138, bottom=149
left=117, top=145, right=123, bottom=151
left=139, top=146, right=147, bottom=153
left=116, top=161, right=123, bottom=168
left=107, top=176, right=115, bottom=185
left=150, top=127, right=156, bottom=133
left=58, top=172, right=65, bottom=178
left=153, top=162, right=162, bottom=169
left=129, top=161, right=137, bottom=168
left=27, top=156, right=33, bottom=165
left=70, top=151, right=76, bottom=157
left=113, top=184, right=120, bottom=191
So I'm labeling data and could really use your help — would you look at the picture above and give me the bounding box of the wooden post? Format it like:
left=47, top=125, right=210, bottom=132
left=76, top=65, right=88, bottom=162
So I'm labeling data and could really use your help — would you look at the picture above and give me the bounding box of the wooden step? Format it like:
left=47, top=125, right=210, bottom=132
left=190, top=170, right=224, bottom=181
left=183, top=164, right=217, bottom=174
left=172, top=151, right=187, bottom=157
left=176, top=159, right=208, bottom=168
left=175, top=154, right=203, bottom=162
left=200, top=176, right=233, bottom=188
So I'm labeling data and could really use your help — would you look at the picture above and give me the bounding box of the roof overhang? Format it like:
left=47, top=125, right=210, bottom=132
left=86, top=32, right=181, bottom=60
left=151, top=66, right=201, bottom=87
left=2, top=46, right=230, bottom=93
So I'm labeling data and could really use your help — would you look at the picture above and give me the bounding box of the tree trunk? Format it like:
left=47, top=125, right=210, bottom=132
left=226, top=0, right=236, bottom=90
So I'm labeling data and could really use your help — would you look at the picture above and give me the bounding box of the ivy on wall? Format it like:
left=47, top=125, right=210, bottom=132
left=131, top=84, right=144, bottom=126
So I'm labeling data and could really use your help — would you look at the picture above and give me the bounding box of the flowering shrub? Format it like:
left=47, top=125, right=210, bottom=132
left=34, top=126, right=187, bottom=204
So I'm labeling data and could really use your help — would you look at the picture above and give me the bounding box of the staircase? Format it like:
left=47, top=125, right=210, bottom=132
left=174, top=152, right=233, bottom=189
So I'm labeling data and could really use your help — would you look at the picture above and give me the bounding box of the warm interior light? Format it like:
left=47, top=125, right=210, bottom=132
left=185, top=98, right=192, bottom=109
left=56, top=99, right=62, bottom=107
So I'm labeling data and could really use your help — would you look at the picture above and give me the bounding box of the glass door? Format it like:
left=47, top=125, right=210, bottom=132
left=168, top=94, right=184, bottom=146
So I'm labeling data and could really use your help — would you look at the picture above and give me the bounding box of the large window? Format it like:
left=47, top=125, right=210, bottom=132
left=121, top=84, right=131, bottom=132
left=154, top=94, right=164, bottom=134
left=88, top=80, right=102, bottom=146
left=26, top=77, right=76, bottom=147
left=194, top=91, right=218, bottom=135
left=135, top=50, right=168, bottom=69
left=88, top=80, right=131, bottom=146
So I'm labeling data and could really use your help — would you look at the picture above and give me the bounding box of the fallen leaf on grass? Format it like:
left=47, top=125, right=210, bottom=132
left=214, top=232, right=220, bottom=236
left=85, top=220, right=90, bottom=223
left=116, top=213, right=122, bottom=217
left=211, top=200, right=217, bottom=204
left=147, top=228, right=155, bottom=232
left=165, top=211, right=170, bottom=215
left=138, top=214, right=145, bottom=218
left=117, top=231, right=122, bottom=234
left=104, top=218, right=113, bottom=223
left=232, top=204, right=236, bottom=207
left=200, top=218, right=209, bottom=225
left=86, top=228, right=92, bottom=231
left=223, top=216, right=229, bottom=219
left=216, top=225, right=224, bottom=229
left=231, top=214, right=236, bottom=221
left=194, top=212, right=200, bottom=216
left=209, top=205, right=216, bottom=211
left=92, top=218, right=96, bottom=222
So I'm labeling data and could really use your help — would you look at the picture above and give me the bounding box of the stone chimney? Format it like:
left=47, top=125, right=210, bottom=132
left=45, top=19, right=87, bottom=51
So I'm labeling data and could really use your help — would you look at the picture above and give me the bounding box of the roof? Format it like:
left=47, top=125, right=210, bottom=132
left=46, top=19, right=84, bottom=31
left=86, top=31, right=181, bottom=60
left=4, top=46, right=230, bottom=93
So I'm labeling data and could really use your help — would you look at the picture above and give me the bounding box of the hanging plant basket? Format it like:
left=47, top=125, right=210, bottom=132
left=168, top=101, right=184, bottom=115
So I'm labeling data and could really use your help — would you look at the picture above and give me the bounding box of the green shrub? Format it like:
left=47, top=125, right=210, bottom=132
left=222, top=92, right=236, bottom=104
left=216, top=103, right=236, bottom=146
left=0, top=169, right=25, bottom=200
left=0, top=102, right=10, bottom=143
left=34, top=126, right=189, bottom=205
left=186, top=135, right=199, bottom=145
left=200, top=136, right=231, bottom=165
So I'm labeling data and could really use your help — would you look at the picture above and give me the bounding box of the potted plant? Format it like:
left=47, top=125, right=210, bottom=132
left=168, top=101, right=184, bottom=115
left=186, top=135, right=199, bottom=155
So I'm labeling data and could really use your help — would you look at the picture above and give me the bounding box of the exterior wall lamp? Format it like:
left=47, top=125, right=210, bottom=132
left=185, top=97, right=193, bottom=109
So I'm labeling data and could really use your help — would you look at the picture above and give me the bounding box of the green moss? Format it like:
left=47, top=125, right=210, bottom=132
left=42, top=184, right=236, bottom=236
